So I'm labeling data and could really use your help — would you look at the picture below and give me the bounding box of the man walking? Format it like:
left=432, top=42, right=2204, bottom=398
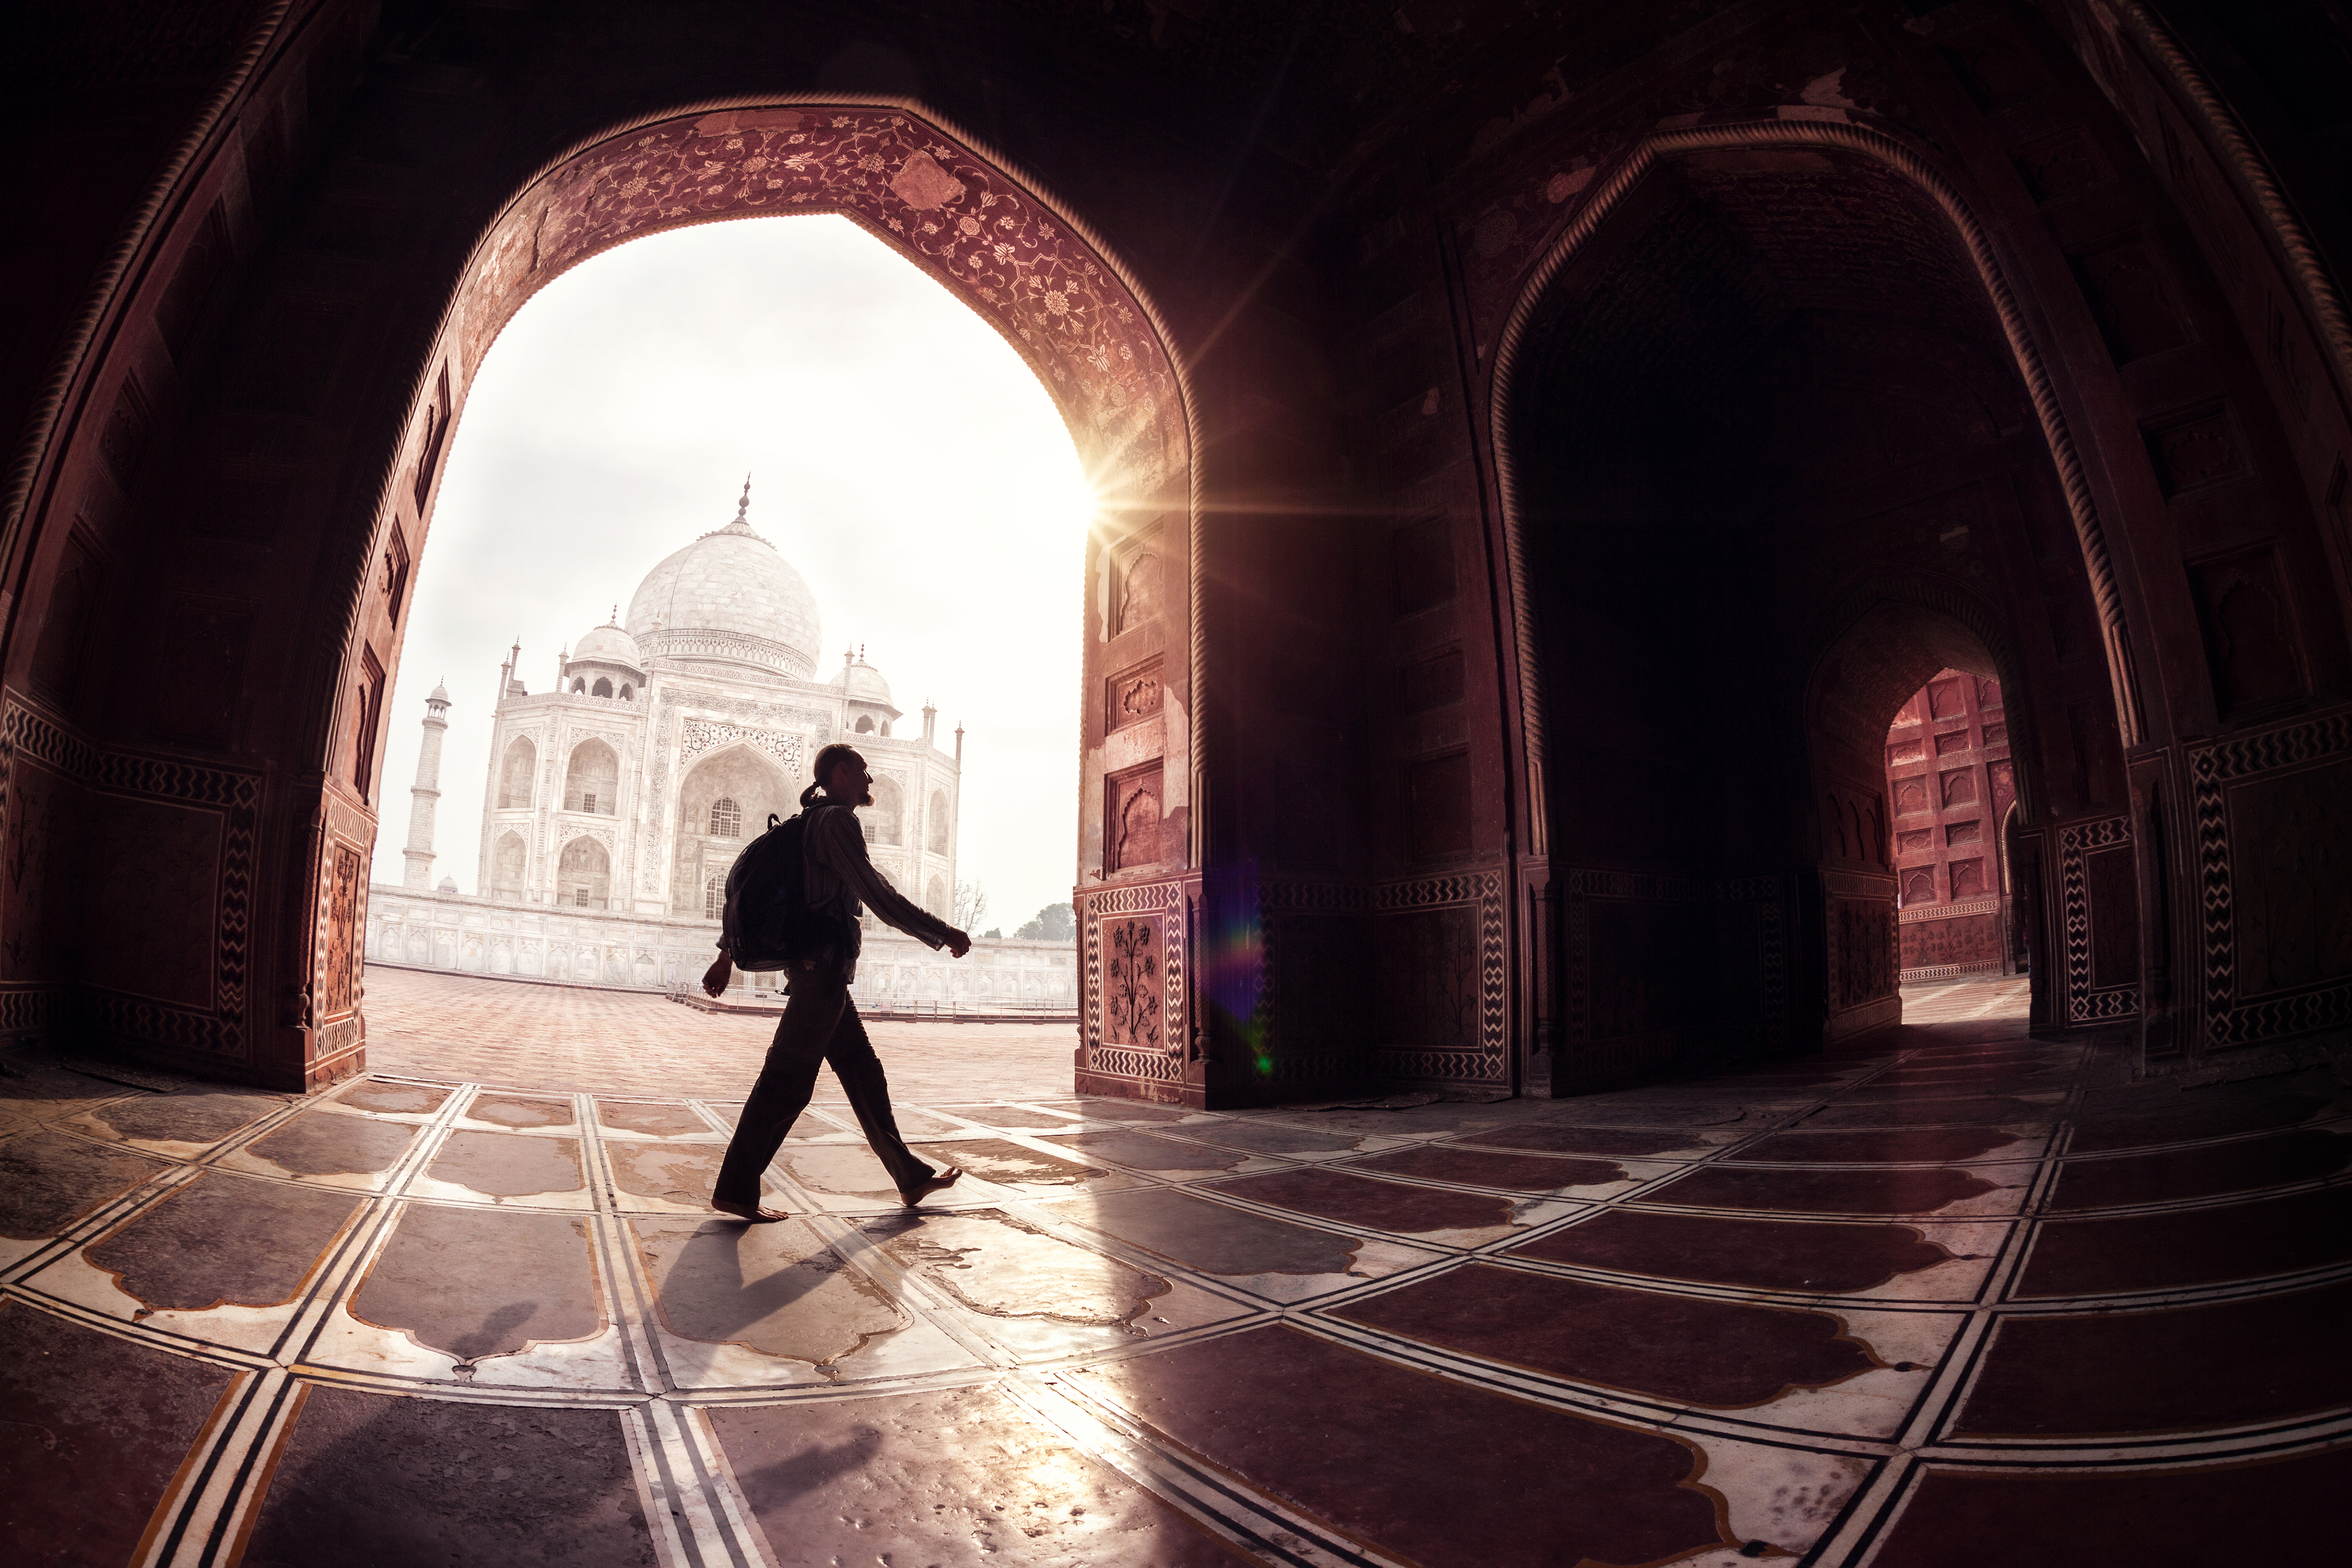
left=705, top=742, right=970, bottom=1221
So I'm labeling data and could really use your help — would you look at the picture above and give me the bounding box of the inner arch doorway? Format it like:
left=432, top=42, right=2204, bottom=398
left=1497, top=132, right=2116, bottom=1079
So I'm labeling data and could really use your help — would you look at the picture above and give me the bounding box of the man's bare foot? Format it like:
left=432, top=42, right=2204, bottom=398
left=712, top=1197, right=790, bottom=1223
left=899, top=1167, right=962, bottom=1207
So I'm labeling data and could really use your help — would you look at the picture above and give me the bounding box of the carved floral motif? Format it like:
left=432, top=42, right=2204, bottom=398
left=1103, top=916, right=1162, bottom=1049
left=679, top=719, right=804, bottom=770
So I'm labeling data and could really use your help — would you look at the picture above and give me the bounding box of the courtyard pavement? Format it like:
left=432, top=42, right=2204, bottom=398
left=363, top=964, right=1080, bottom=1103
left=6, top=967, right=2345, bottom=1565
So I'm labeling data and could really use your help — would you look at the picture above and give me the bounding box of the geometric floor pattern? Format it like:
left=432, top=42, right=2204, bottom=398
left=4, top=972, right=2346, bottom=1565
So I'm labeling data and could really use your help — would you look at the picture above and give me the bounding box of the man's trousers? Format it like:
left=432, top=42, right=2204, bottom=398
left=712, top=979, right=934, bottom=1204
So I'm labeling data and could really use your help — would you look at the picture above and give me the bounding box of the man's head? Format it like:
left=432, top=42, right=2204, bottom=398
left=811, top=743, right=873, bottom=807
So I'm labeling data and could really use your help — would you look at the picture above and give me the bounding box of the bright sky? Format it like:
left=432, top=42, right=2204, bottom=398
left=369, top=213, right=1093, bottom=934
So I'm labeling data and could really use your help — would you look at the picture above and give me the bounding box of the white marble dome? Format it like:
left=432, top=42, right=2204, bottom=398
left=571, top=621, right=643, bottom=668
left=625, top=492, right=821, bottom=678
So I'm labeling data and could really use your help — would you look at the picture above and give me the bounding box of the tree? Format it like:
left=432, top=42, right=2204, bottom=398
left=953, top=880, right=987, bottom=932
left=1016, top=901, right=1075, bottom=941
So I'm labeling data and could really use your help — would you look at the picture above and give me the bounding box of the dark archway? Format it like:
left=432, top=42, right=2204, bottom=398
left=1497, top=134, right=2111, bottom=1080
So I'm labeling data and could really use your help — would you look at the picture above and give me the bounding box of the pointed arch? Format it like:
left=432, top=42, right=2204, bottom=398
left=497, top=736, right=537, bottom=809
left=491, top=831, right=528, bottom=899
left=556, top=835, right=611, bottom=908
left=866, top=774, right=905, bottom=847
left=1489, top=118, right=2144, bottom=862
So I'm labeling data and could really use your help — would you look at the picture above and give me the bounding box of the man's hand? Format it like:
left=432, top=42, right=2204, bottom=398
left=946, top=931, right=972, bottom=959
left=702, top=954, right=733, bottom=998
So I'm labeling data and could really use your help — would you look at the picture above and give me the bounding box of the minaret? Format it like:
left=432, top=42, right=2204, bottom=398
left=402, top=681, right=453, bottom=889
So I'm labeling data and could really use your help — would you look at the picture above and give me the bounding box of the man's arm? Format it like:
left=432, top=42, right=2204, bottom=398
left=810, top=808, right=968, bottom=954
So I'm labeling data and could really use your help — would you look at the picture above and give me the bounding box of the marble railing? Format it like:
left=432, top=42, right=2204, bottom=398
left=365, top=884, right=1076, bottom=1010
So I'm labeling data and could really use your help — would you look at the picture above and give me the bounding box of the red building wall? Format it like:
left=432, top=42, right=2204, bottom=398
left=1886, top=672, right=2016, bottom=981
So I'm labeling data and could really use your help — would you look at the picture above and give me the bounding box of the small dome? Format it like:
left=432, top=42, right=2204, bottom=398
left=624, top=480, right=821, bottom=677
left=572, top=621, right=644, bottom=668
left=829, top=650, right=894, bottom=708
left=426, top=681, right=451, bottom=705
left=436, top=875, right=459, bottom=893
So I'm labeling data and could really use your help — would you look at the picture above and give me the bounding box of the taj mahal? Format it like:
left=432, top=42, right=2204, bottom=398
left=364, top=482, right=1074, bottom=1010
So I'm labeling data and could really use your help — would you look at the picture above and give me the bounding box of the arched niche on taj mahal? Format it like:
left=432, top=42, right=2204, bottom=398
left=497, top=738, right=537, bottom=809
left=491, top=831, right=528, bottom=898
left=868, top=774, right=906, bottom=847
left=564, top=738, right=621, bottom=816
left=557, top=836, right=612, bottom=909
left=672, top=745, right=795, bottom=917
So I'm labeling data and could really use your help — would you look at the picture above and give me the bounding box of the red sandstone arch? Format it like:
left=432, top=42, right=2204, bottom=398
left=1484, top=115, right=2154, bottom=1063
left=316, top=101, right=1203, bottom=1083
left=0, top=89, right=1203, bottom=1090
left=1488, top=118, right=2148, bottom=866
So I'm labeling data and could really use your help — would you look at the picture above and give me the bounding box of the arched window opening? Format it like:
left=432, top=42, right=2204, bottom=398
left=710, top=797, right=741, bottom=837
left=618, top=683, right=633, bottom=701
left=496, top=737, right=537, bottom=809
left=571, top=677, right=586, bottom=693
left=557, top=837, right=611, bottom=909
left=704, top=873, right=723, bottom=918
left=564, top=738, right=619, bottom=815
left=591, top=677, right=613, bottom=698
left=854, top=714, right=874, bottom=734
left=929, top=791, right=950, bottom=853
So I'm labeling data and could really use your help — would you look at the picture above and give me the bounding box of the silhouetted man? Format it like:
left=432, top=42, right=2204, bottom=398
left=706, top=742, right=970, bottom=1220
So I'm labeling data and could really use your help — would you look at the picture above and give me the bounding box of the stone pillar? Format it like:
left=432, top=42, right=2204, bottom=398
left=402, top=683, right=453, bottom=889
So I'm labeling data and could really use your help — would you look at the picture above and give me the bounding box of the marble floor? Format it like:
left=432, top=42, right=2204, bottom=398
left=3, top=969, right=2344, bottom=1565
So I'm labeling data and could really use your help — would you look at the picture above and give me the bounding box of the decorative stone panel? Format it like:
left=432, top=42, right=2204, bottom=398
left=1562, top=868, right=1712, bottom=1087
left=1258, top=880, right=1376, bottom=1092
left=2059, top=814, right=2139, bottom=1024
left=1373, top=871, right=1507, bottom=1086
left=2189, top=712, right=2352, bottom=1047
left=1077, top=878, right=1190, bottom=1091
left=0, top=697, right=261, bottom=1061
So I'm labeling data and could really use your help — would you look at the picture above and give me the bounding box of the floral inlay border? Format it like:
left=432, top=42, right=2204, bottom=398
left=461, top=105, right=1186, bottom=496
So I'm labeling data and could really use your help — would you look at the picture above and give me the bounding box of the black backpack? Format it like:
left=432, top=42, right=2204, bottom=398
left=720, top=806, right=851, bottom=970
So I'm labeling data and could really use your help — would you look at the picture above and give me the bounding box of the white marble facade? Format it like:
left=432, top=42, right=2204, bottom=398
left=460, top=482, right=964, bottom=923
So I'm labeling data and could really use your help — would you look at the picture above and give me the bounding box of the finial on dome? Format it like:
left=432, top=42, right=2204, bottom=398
left=610, top=604, right=619, bottom=625
left=735, top=473, right=751, bottom=524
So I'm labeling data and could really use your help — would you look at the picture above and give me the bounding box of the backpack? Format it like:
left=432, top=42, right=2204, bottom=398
left=720, top=806, right=852, bottom=970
